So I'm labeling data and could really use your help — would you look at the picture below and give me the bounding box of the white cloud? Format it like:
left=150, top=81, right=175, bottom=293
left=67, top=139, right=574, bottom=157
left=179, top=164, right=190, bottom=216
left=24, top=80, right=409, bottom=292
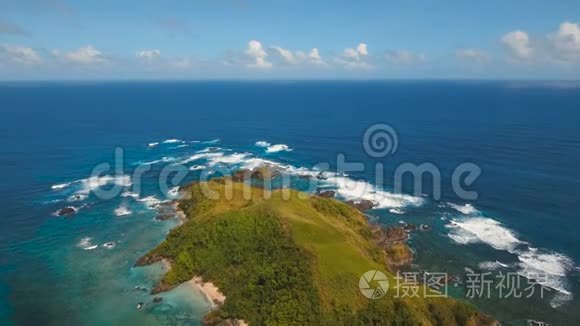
left=336, top=43, right=373, bottom=69
left=385, top=50, right=426, bottom=64
left=245, top=40, right=272, bottom=69
left=501, top=30, right=533, bottom=60
left=136, top=49, right=161, bottom=60
left=0, top=44, right=42, bottom=64
left=549, top=21, right=580, bottom=62
left=456, top=48, right=490, bottom=63
left=270, top=46, right=297, bottom=64
left=53, top=45, right=107, bottom=64
left=269, top=46, right=327, bottom=66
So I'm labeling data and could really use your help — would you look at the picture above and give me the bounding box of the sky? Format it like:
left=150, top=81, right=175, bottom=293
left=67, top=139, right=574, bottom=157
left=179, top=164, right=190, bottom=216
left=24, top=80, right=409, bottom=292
left=1, top=0, right=580, bottom=80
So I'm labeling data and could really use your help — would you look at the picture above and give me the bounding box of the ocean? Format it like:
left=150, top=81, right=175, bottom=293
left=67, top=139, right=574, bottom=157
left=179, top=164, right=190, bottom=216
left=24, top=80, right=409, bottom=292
left=0, top=81, right=579, bottom=325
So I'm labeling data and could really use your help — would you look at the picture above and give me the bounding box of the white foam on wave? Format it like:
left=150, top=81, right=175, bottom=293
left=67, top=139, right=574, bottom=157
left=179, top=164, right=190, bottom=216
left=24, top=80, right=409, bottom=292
left=255, top=141, right=271, bottom=147
left=51, top=175, right=132, bottom=198
left=447, top=217, right=522, bottom=251
left=137, top=195, right=168, bottom=209
left=67, top=194, right=88, bottom=202
left=203, top=138, right=221, bottom=144
left=51, top=182, right=72, bottom=190
left=114, top=205, right=132, bottom=216
left=448, top=203, right=480, bottom=215
left=78, top=237, right=98, bottom=250
left=478, top=260, right=511, bottom=271
left=162, top=139, right=183, bottom=144
left=167, top=186, right=180, bottom=198
left=265, top=144, right=292, bottom=153
left=389, top=208, right=405, bottom=215
left=447, top=212, right=575, bottom=297
left=177, top=152, right=223, bottom=165
left=189, top=165, right=206, bottom=171
left=137, top=156, right=177, bottom=165
left=121, top=191, right=139, bottom=198
left=207, top=152, right=249, bottom=166
left=148, top=142, right=159, bottom=147
left=324, top=176, right=424, bottom=209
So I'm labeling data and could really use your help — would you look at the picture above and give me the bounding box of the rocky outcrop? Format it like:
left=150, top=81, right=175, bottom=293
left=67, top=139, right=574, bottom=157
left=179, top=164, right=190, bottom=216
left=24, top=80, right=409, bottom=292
left=251, top=165, right=280, bottom=180
left=315, top=189, right=335, bottom=198
left=134, top=253, right=165, bottom=267
left=55, top=206, right=77, bottom=216
left=347, top=199, right=376, bottom=212
left=151, top=281, right=177, bottom=294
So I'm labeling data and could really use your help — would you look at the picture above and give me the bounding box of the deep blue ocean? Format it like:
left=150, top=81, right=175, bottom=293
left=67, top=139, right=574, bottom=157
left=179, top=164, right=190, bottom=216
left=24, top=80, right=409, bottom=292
left=1, top=81, right=579, bottom=325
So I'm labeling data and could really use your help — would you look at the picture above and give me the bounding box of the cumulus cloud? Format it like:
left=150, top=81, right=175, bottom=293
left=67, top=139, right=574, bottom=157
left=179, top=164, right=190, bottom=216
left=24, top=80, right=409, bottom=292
left=335, top=43, right=373, bottom=69
left=136, top=49, right=161, bottom=61
left=0, top=45, right=42, bottom=64
left=53, top=45, right=108, bottom=64
left=270, top=46, right=327, bottom=66
left=549, top=21, right=580, bottom=62
left=501, top=30, right=533, bottom=61
left=385, top=50, right=426, bottom=64
left=245, top=40, right=272, bottom=69
left=455, top=48, right=490, bottom=63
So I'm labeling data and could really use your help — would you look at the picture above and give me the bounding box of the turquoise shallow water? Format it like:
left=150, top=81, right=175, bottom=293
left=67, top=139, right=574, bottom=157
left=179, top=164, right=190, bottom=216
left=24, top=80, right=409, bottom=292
left=1, top=81, right=580, bottom=325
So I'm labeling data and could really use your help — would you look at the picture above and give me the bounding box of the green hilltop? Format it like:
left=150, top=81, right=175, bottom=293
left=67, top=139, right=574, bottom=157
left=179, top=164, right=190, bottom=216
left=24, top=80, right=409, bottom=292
left=138, top=178, right=495, bottom=325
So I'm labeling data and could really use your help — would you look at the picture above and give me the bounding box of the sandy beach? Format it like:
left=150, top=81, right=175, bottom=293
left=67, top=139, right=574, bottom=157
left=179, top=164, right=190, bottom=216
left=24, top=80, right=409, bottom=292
left=190, top=276, right=226, bottom=307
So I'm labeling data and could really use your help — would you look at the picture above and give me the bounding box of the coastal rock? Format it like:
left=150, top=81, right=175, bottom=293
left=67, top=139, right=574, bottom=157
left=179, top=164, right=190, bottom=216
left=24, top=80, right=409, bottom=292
left=385, top=243, right=413, bottom=268
left=231, top=169, right=251, bottom=182
left=134, top=253, right=164, bottom=267
left=251, top=165, right=280, bottom=180
left=151, top=281, right=177, bottom=294
left=347, top=199, right=376, bottom=212
left=419, top=224, right=432, bottom=232
left=153, top=297, right=163, bottom=303
left=316, top=172, right=327, bottom=180
left=315, top=189, right=335, bottom=198
left=381, top=226, right=408, bottom=244
left=55, top=206, right=77, bottom=216
left=156, top=213, right=174, bottom=221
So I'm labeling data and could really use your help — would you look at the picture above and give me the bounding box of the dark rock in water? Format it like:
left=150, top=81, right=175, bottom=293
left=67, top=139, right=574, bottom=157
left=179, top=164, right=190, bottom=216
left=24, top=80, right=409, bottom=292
left=156, top=213, right=174, bottom=221
left=298, top=174, right=312, bottom=180
left=315, top=189, right=335, bottom=198
left=419, top=224, right=432, bottom=232
left=347, top=199, right=375, bottom=212
left=316, top=172, right=327, bottom=180
left=136, top=302, right=144, bottom=309
left=382, top=226, right=409, bottom=244
left=134, top=254, right=164, bottom=267
left=151, top=281, right=177, bottom=294
left=153, top=297, right=163, bottom=303
left=402, top=223, right=417, bottom=232
left=103, top=242, right=116, bottom=249
left=55, top=206, right=77, bottom=216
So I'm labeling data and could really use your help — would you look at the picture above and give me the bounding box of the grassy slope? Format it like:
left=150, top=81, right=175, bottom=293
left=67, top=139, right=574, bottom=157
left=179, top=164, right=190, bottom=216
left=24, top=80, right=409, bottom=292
left=144, top=179, right=493, bottom=325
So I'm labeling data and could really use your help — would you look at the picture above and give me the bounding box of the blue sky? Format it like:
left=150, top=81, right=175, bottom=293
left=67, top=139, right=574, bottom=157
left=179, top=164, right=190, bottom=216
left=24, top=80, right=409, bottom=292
left=1, top=0, right=580, bottom=79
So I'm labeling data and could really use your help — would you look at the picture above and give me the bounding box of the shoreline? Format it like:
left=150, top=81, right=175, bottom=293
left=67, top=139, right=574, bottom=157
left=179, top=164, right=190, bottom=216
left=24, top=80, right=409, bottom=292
left=188, top=276, right=226, bottom=307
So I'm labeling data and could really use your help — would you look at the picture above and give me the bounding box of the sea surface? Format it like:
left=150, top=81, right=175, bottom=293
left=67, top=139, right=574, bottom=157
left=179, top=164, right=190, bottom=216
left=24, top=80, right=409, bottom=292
left=0, top=81, right=579, bottom=325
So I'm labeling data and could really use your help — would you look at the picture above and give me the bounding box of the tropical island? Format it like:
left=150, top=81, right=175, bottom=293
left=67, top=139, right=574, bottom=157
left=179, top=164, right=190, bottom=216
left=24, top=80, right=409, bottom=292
left=136, top=171, right=496, bottom=325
